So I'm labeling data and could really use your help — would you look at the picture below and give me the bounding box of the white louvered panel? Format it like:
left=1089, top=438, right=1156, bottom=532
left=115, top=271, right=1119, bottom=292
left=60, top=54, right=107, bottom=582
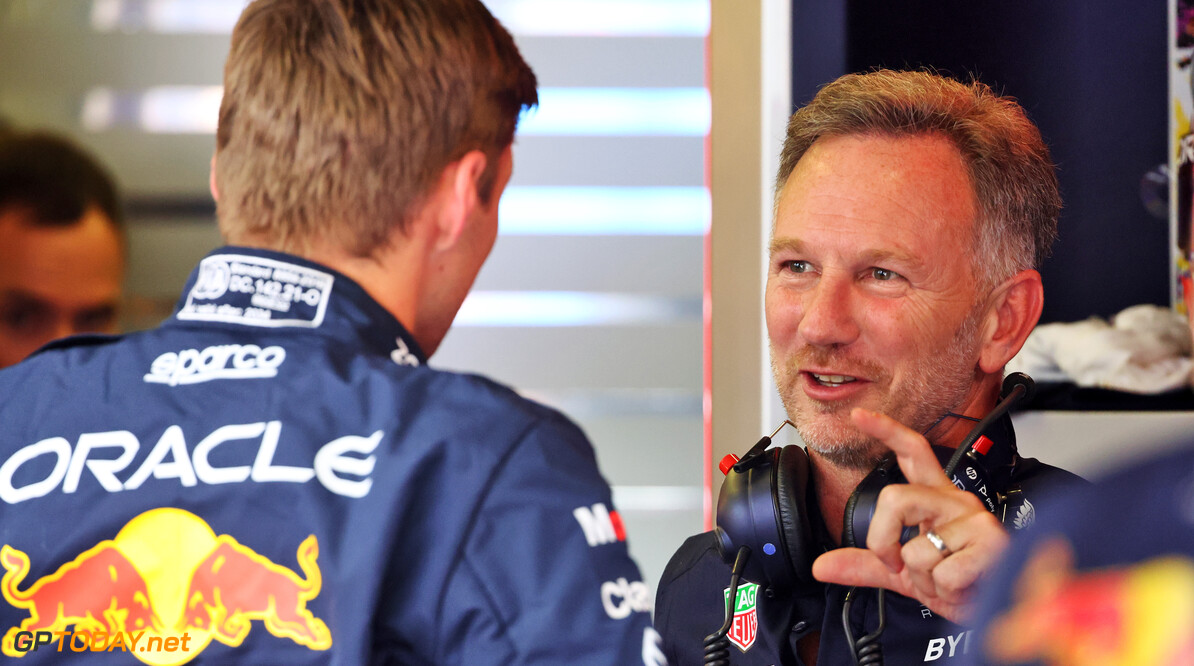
left=476, top=235, right=703, bottom=295
left=434, top=325, right=702, bottom=391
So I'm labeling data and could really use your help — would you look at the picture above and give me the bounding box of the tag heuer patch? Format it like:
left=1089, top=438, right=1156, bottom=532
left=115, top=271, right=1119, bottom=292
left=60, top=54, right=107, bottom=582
left=723, top=581, right=759, bottom=652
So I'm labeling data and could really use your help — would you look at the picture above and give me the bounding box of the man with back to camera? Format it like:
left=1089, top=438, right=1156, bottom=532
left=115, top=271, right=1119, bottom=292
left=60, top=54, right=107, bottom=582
left=0, top=1, right=664, bottom=663
left=0, top=131, right=125, bottom=368
left=655, top=70, right=1084, bottom=665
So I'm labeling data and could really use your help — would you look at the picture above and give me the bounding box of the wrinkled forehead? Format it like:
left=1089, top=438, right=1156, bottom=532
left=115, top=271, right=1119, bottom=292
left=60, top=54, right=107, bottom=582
left=771, top=133, right=979, bottom=252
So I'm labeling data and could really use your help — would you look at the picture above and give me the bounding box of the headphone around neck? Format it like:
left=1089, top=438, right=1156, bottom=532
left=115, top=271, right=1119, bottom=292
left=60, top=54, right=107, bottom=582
left=710, top=372, right=1035, bottom=592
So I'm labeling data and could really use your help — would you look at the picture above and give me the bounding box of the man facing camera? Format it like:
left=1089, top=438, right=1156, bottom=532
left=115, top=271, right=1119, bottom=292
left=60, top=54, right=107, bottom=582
left=656, top=70, right=1082, bottom=665
left=0, top=1, right=660, bottom=663
left=0, top=132, right=125, bottom=368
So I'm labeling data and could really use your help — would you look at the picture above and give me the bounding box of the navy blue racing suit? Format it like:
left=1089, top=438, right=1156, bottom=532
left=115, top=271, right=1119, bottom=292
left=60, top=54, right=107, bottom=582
left=0, top=247, right=664, bottom=665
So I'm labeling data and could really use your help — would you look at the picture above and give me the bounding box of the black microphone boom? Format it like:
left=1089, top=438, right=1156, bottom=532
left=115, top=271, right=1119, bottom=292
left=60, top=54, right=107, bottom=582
left=942, top=373, right=1034, bottom=478
left=702, top=546, right=751, bottom=666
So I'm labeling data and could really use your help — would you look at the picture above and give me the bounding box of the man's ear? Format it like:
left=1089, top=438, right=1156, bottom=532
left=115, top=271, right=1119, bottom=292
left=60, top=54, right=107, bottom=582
left=432, top=150, right=488, bottom=252
left=209, top=153, right=219, bottom=203
left=978, top=269, right=1044, bottom=374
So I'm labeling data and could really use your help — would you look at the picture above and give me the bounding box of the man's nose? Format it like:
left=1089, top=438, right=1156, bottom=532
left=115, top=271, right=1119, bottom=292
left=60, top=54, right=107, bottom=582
left=796, top=275, right=860, bottom=347
left=51, top=316, right=78, bottom=343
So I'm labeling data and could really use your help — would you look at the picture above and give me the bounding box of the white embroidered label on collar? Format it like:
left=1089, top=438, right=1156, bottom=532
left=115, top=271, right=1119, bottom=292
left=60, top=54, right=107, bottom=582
left=391, top=337, right=420, bottom=367
left=178, top=254, right=334, bottom=329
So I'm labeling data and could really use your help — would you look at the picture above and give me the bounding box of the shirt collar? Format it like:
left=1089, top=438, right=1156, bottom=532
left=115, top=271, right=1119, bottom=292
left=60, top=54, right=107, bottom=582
left=170, top=246, right=427, bottom=366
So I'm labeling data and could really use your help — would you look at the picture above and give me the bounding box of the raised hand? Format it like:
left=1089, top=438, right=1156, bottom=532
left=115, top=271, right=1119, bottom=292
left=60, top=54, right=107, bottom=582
left=811, top=407, right=1010, bottom=622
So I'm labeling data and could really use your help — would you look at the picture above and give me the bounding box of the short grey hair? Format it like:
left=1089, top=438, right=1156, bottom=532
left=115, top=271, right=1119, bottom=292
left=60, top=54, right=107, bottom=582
left=776, top=69, right=1061, bottom=286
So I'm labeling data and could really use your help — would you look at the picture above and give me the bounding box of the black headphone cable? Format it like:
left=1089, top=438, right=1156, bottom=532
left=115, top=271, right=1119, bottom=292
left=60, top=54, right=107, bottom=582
left=842, top=586, right=886, bottom=665
left=703, top=546, right=751, bottom=665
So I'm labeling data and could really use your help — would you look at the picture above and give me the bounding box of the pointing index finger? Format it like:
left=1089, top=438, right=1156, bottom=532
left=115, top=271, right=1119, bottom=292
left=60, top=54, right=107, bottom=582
left=850, top=407, right=952, bottom=488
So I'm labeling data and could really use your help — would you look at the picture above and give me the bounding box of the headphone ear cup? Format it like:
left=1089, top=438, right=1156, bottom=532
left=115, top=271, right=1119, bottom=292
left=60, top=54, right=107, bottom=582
left=844, top=461, right=915, bottom=548
left=773, top=445, right=815, bottom=585
left=842, top=484, right=864, bottom=548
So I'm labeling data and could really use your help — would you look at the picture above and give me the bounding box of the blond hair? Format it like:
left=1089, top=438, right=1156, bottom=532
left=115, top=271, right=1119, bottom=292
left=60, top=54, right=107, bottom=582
left=215, top=0, right=537, bottom=256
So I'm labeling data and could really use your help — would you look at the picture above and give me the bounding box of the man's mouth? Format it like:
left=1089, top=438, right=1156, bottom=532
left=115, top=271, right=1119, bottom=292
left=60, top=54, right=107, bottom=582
left=809, top=372, right=858, bottom=388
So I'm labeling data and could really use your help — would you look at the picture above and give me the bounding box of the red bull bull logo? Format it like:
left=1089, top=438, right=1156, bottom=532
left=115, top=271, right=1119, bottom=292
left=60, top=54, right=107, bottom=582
left=1, top=541, right=160, bottom=655
left=183, top=533, right=328, bottom=649
left=1, top=508, right=332, bottom=664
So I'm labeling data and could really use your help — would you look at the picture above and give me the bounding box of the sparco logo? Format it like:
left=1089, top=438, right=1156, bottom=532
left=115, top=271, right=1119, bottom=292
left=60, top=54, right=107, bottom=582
left=144, top=345, right=286, bottom=386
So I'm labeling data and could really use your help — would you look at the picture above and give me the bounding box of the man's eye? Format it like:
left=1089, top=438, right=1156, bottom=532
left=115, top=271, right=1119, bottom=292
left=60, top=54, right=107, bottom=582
left=0, top=307, right=47, bottom=334
left=870, top=267, right=898, bottom=281
left=783, top=260, right=812, bottom=273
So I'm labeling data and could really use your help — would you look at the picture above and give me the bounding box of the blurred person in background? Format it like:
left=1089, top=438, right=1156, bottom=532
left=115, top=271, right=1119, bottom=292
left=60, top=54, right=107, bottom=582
left=963, top=441, right=1194, bottom=666
left=0, top=130, right=125, bottom=368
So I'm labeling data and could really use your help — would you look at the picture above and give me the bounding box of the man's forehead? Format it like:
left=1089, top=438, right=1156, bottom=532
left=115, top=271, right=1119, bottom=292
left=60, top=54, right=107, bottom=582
left=0, top=209, right=125, bottom=302
left=782, top=132, right=972, bottom=191
left=772, top=133, right=977, bottom=243
left=0, top=208, right=124, bottom=265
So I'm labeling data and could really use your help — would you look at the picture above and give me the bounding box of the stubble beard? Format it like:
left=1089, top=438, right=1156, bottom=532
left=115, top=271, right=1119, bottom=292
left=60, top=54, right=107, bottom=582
left=772, top=309, right=983, bottom=471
